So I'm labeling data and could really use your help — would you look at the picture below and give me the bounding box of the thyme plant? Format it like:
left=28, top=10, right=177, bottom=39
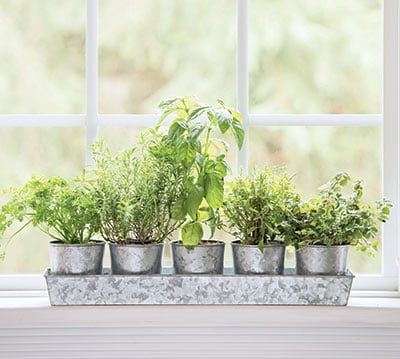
left=155, top=96, right=244, bottom=248
left=283, top=172, right=392, bottom=255
left=223, top=167, right=300, bottom=251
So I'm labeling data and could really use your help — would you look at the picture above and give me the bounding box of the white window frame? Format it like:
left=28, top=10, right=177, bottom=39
left=0, top=0, right=398, bottom=293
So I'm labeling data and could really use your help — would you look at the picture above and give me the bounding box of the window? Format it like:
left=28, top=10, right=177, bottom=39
left=0, top=0, right=398, bottom=292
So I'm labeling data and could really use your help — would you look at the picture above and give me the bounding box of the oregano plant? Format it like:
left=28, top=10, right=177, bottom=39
left=154, top=96, right=244, bottom=248
left=282, top=172, right=392, bottom=256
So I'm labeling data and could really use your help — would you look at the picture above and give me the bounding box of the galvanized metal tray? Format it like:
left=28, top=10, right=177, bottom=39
left=44, top=267, right=354, bottom=306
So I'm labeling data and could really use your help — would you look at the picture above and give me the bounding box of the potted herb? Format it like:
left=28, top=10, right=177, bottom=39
left=89, top=140, right=184, bottom=274
left=154, top=96, right=244, bottom=274
left=224, top=167, right=300, bottom=274
left=0, top=174, right=104, bottom=275
left=283, top=172, right=392, bottom=275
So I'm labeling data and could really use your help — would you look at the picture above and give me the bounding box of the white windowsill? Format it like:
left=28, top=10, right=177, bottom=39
left=1, top=290, right=400, bottom=309
left=1, top=292, right=399, bottom=359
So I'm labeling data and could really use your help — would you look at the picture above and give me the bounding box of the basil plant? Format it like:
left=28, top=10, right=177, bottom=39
left=153, top=96, right=244, bottom=249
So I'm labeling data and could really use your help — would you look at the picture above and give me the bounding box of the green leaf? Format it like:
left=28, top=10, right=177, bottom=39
left=204, top=158, right=216, bottom=174
left=187, top=122, right=206, bottom=141
left=230, top=119, right=245, bottom=150
left=178, top=141, right=197, bottom=168
left=181, top=221, right=203, bottom=249
left=206, top=206, right=217, bottom=238
left=197, top=206, right=210, bottom=222
left=229, top=108, right=242, bottom=122
left=156, top=107, right=178, bottom=127
left=171, top=195, right=187, bottom=220
left=372, top=240, right=379, bottom=252
left=187, top=106, right=209, bottom=122
left=215, top=154, right=228, bottom=177
left=339, top=173, right=351, bottom=186
left=168, top=120, right=186, bottom=140
left=215, top=108, right=232, bottom=134
left=205, top=174, right=224, bottom=209
left=187, top=185, right=204, bottom=221
left=195, top=153, right=206, bottom=168
left=158, top=97, right=179, bottom=109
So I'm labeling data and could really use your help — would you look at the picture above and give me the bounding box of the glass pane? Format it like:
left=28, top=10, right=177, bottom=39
left=248, top=126, right=382, bottom=274
left=0, top=128, right=85, bottom=273
left=249, top=0, right=382, bottom=114
left=98, top=127, right=145, bottom=154
left=0, top=0, right=85, bottom=114
left=99, top=0, right=236, bottom=114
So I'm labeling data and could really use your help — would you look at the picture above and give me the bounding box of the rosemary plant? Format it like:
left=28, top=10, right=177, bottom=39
left=90, top=139, right=184, bottom=244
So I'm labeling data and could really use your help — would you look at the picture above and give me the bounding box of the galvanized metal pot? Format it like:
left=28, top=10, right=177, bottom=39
left=171, top=240, right=225, bottom=274
left=49, top=240, right=105, bottom=275
left=232, top=240, right=285, bottom=275
left=296, top=245, right=349, bottom=275
left=109, top=242, right=164, bottom=275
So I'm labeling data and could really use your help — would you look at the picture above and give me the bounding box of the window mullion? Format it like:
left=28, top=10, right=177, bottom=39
left=85, top=0, right=99, bottom=164
left=0, top=115, right=86, bottom=127
left=98, top=114, right=160, bottom=127
left=237, top=0, right=249, bottom=175
left=248, top=114, right=382, bottom=127
left=383, top=0, right=400, bottom=291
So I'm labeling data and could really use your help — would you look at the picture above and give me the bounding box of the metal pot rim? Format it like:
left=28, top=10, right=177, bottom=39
left=109, top=242, right=164, bottom=248
left=297, top=244, right=351, bottom=250
left=231, top=240, right=285, bottom=248
left=49, top=240, right=105, bottom=247
left=171, top=239, right=225, bottom=247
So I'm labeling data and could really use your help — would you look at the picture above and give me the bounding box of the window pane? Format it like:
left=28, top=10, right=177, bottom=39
left=0, top=0, right=85, bottom=114
left=0, top=128, right=85, bottom=274
left=248, top=126, right=382, bottom=274
left=98, top=127, right=144, bottom=153
left=99, top=0, right=236, bottom=114
left=249, top=0, right=382, bottom=114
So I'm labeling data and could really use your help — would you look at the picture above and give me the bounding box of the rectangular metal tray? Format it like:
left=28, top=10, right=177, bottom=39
left=44, top=267, right=354, bottom=306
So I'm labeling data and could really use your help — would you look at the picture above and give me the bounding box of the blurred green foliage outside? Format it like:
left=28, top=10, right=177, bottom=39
left=0, top=0, right=382, bottom=273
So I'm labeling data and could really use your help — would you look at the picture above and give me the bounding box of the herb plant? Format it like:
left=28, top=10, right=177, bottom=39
left=89, top=139, right=184, bottom=245
left=0, top=174, right=100, bottom=257
left=154, top=96, right=244, bottom=248
left=224, top=167, right=300, bottom=251
left=283, top=172, right=392, bottom=255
